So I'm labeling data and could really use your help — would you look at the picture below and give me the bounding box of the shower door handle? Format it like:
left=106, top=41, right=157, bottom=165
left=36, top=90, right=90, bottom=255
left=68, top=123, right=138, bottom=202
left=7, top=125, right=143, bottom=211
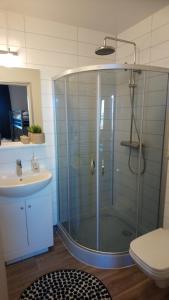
left=101, top=159, right=104, bottom=176
left=90, top=159, right=95, bottom=175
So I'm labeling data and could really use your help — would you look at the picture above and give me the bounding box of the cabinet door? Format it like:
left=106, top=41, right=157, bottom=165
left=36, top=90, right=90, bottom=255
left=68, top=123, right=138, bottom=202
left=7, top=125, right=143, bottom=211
left=26, top=196, right=53, bottom=251
left=0, top=201, right=28, bottom=261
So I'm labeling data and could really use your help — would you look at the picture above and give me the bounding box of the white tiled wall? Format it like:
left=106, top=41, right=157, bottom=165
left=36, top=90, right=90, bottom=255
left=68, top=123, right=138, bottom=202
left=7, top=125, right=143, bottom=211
left=116, top=4, right=169, bottom=228
left=0, top=9, right=115, bottom=225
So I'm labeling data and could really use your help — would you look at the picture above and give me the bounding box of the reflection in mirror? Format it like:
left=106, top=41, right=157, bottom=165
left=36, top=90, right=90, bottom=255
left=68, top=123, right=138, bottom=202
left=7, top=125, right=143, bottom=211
left=0, top=84, right=29, bottom=141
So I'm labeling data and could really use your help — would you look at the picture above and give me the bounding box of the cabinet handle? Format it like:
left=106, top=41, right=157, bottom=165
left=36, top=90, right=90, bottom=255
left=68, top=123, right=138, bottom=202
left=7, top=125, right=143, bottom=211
left=90, top=159, right=95, bottom=175
left=20, top=207, right=24, bottom=210
left=101, top=159, right=105, bottom=176
left=28, top=205, right=32, bottom=208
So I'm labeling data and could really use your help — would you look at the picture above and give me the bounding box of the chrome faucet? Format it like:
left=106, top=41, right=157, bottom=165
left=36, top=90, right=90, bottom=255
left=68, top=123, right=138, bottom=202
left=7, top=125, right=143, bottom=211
left=16, top=159, right=22, bottom=177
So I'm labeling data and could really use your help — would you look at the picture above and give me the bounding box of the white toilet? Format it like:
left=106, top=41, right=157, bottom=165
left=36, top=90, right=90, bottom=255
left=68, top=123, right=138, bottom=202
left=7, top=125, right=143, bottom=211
left=129, top=228, right=169, bottom=288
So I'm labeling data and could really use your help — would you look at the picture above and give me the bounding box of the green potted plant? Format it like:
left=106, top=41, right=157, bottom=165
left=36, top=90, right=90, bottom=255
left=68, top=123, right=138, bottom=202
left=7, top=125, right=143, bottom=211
left=28, top=124, right=45, bottom=144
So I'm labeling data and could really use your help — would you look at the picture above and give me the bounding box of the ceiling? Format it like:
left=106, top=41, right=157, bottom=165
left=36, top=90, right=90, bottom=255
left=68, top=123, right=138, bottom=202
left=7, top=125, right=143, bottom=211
left=0, top=0, right=169, bottom=34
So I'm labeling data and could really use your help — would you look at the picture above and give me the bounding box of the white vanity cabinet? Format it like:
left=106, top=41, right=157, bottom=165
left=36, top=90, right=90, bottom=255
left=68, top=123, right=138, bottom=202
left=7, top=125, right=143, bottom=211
left=0, top=193, right=53, bottom=263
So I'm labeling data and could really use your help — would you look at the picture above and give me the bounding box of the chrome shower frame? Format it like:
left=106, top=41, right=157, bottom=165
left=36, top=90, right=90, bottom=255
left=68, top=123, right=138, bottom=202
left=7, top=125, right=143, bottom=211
left=53, top=64, right=169, bottom=269
left=53, top=64, right=169, bottom=79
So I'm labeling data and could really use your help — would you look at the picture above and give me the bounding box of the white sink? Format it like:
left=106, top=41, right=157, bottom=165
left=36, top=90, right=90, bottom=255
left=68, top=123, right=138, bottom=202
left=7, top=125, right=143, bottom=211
left=0, top=170, right=52, bottom=197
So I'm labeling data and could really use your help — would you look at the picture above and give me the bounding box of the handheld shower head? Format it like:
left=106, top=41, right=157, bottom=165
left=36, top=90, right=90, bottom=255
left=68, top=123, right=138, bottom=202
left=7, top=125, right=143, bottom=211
left=95, top=45, right=115, bottom=55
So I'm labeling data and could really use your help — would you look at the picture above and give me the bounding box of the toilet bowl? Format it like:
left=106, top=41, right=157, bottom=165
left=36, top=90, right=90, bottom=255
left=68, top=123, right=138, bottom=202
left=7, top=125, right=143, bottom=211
left=129, top=228, right=169, bottom=288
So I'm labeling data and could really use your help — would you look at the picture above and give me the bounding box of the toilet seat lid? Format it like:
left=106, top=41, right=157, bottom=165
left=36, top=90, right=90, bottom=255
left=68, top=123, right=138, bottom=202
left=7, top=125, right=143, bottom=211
left=130, top=228, right=169, bottom=272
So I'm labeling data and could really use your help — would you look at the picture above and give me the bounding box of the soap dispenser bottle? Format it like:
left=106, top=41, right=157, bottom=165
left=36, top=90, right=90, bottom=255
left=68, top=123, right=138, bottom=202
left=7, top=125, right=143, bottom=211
left=31, top=153, right=40, bottom=172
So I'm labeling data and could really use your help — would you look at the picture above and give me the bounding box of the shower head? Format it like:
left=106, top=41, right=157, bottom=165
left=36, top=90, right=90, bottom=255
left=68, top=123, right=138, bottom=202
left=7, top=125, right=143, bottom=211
left=95, top=36, right=137, bottom=63
left=95, top=45, right=116, bottom=56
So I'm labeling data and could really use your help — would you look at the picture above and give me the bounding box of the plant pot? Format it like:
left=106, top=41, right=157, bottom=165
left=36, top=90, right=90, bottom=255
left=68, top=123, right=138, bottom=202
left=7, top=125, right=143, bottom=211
left=30, top=133, right=45, bottom=144
left=20, top=135, right=30, bottom=144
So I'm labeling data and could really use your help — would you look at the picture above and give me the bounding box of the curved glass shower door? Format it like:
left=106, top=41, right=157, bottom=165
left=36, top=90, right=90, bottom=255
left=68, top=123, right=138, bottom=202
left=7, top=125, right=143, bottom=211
left=137, top=71, right=169, bottom=233
left=98, top=70, right=144, bottom=252
left=55, top=65, right=169, bottom=264
left=66, top=71, right=98, bottom=249
left=55, top=72, right=98, bottom=249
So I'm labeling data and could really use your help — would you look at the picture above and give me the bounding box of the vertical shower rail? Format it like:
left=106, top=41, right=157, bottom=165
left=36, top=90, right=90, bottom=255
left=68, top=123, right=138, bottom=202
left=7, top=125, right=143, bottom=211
left=96, top=72, right=101, bottom=250
left=64, top=78, right=71, bottom=233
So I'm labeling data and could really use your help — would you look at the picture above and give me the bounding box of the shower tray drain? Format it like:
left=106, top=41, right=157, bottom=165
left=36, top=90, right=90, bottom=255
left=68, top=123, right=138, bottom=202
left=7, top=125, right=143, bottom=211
left=122, top=230, right=133, bottom=237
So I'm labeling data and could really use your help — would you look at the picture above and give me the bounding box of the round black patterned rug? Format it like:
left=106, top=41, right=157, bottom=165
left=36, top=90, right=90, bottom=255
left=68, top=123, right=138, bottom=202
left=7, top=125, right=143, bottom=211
left=20, top=269, right=111, bottom=300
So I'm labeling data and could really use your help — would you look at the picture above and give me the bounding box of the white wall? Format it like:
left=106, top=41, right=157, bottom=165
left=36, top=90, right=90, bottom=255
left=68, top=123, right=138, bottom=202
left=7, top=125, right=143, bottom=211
left=116, top=4, right=169, bottom=229
left=116, top=4, right=169, bottom=67
left=0, top=10, right=115, bottom=225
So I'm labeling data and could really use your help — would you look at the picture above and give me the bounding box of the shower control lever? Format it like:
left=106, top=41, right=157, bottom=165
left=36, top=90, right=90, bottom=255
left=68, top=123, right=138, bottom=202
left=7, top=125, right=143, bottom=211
left=90, top=159, right=95, bottom=175
left=101, top=160, right=104, bottom=176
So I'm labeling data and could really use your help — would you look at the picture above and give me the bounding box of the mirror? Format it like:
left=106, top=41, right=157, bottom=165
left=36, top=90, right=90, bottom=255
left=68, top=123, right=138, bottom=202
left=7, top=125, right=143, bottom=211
left=0, top=84, right=29, bottom=141
left=0, top=66, right=42, bottom=143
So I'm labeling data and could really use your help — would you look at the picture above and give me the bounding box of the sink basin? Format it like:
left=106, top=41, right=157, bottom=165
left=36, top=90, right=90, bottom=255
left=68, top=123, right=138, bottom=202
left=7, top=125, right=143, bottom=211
left=0, top=170, right=52, bottom=197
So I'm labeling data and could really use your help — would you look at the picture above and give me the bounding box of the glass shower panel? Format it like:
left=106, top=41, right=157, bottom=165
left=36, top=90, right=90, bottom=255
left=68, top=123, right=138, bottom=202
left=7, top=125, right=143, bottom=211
left=138, top=71, right=169, bottom=234
left=55, top=78, right=69, bottom=232
left=99, top=69, right=144, bottom=252
left=67, top=72, right=97, bottom=249
left=54, top=65, right=169, bottom=268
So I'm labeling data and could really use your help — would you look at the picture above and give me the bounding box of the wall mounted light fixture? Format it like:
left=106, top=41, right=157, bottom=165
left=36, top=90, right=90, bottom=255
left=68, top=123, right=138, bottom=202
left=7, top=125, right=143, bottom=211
left=0, top=48, right=18, bottom=56
left=0, top=13, right=20, bottom=67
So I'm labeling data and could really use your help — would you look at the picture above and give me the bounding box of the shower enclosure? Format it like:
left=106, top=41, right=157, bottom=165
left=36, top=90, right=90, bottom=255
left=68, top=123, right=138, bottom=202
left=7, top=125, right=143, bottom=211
left=54, top=64, right=169, bottom=268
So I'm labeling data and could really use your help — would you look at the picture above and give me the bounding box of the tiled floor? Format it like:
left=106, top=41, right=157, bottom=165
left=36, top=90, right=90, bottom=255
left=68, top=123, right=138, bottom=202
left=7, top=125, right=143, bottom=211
left=6, top=233, right=169, bottom=300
